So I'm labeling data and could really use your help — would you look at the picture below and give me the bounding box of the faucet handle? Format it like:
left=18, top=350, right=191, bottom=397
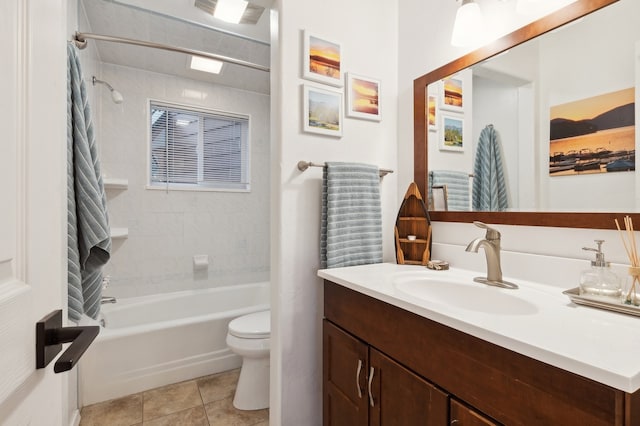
left=473, top=221, right=500, bottom=240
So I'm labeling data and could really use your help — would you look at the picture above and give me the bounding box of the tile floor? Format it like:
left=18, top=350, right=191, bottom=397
left=79, top=369, right=268, bottom=426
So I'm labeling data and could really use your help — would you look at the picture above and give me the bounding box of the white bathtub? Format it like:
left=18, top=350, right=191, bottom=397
left=79, top=282, right=270, bottom=405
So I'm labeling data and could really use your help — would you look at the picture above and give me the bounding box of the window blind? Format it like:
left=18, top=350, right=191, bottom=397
left=149, top=102, right=250, bottom=191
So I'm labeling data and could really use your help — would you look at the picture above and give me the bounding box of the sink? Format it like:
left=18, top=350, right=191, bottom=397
left=393, top=275, right=538, bottom=315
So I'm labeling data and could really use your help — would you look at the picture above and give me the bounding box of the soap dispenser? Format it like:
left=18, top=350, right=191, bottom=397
left=579, top=240, right=621, bottom=297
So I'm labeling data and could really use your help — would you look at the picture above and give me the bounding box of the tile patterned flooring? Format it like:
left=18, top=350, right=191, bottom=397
left=79, top=369, right=268, bottom=426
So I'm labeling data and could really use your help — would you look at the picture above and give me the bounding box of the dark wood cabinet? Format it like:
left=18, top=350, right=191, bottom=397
left=323, top=320, right=448, bottom=426
left=323, top=279, right=640, bottom=426
left=450, top=399, right=500, bottom=426
left=323, top=319, right=368, bottom=426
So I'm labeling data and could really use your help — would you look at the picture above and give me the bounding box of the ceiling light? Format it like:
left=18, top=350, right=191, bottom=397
left=451, top=0, right=486, bottom=47
left=190, top=56, right=224, bottom=74
left=213, top=0, right=248, bottom=24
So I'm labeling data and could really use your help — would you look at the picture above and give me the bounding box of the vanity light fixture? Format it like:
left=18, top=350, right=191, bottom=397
left=190, top=55, right=224, bottom=74
left=451, top=0, right=486, bottom=47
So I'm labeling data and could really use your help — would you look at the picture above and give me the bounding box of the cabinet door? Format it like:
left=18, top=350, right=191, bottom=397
left=450, top=399, right=501, bottom=426
left=323, top=320, right=369, bottom=426
left=369, top=348, right=448, bottom=426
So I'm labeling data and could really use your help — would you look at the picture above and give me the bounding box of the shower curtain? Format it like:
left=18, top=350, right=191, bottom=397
left=67, top=43, right=111, bottom=321
left=472, top=124, right=509, bottom=211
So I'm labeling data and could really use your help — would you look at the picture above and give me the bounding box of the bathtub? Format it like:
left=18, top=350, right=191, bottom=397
left=79, top=282, right=269, bottom=405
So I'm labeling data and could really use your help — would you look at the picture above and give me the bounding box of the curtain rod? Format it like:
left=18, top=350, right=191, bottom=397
left=72, top=31, right=270, bottom=73
left=297, top=161, right=394, bottom=178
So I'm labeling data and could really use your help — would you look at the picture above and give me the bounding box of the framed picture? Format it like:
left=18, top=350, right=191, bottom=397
left=440, top=75, right=463, bottom=112
left=431, top=185, right=448, bottom=211
left=302, top=30, right=342, bottom=87
left=303, top=84, right=343, bottom=137
left=346, top=73, right=381, bottom=121
left=440, top=112, right=464, bottom=152
left=549, top=87, right=635, bottom=176
left=427, top=93, right=438, bottom=131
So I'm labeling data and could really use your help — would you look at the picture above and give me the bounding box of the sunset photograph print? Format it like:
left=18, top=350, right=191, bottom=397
left=443, top=76, right=463, bottom=109
left=307, top=34, right=341, bottom=84
left=549, top=87, right=635, bottom=176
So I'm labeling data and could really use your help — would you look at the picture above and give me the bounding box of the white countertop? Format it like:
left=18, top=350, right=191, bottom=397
left=318, top=262, right=640, bottom=393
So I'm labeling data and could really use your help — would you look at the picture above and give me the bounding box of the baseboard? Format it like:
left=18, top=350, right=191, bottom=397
left=69, top=409, right=81, bottom=426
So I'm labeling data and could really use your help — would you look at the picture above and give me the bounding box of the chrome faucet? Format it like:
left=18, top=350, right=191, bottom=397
left=100, top=296, right=117, bottom=304
left=465, top=221, right=518, bottom=289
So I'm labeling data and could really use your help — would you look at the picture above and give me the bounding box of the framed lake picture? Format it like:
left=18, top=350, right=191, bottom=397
left=441, top=75, right=463, bottom=112
left=302, top=30, right=342, bottom=87
left=346, top=73, right=381, bottom=121
left=440, top=112, right=464, bottom=151
left=427, top=93, right=437, bottom=131
left=303, top=84, right=343, bottom=137
left=549, top=87, right=635, bottom=176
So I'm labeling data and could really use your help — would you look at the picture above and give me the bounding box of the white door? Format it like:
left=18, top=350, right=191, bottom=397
left=0, top=0, right=69, bottom=424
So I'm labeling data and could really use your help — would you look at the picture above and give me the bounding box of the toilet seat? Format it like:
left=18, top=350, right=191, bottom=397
left=228, top=310, right=270, bottom=339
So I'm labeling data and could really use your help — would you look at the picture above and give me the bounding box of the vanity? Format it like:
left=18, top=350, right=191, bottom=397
left=320, top=263, right=640, bottom=425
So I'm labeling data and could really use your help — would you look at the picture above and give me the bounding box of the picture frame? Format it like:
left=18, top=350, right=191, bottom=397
left=303, top=84, right=343, bottom=137
left=345, top=73, right=381, bottom=121
left=302, top=30, right=342, bottom=87
left=439, top=112, right=464, bottom=152
left=440, top=75, right=464, bottom=112
left=427, top=93, right=438, bottom=131
left=431, top=185, right=448, bottom=211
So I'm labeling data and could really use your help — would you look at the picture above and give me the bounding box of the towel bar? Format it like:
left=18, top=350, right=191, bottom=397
left=297, top=161, right=393, bottom=178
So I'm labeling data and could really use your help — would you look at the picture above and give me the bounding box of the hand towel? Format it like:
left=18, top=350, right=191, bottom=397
left=321, top=162, right=382, bottom=269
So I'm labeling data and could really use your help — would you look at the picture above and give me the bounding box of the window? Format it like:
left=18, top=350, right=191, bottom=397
left=149, top=101, right=250, bottom=191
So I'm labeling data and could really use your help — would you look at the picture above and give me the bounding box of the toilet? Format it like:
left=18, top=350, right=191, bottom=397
left=226, top=310, right=270, bottom=410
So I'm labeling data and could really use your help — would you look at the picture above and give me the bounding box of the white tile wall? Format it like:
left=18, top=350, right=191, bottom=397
left=98, top=63, right=270, bottom=298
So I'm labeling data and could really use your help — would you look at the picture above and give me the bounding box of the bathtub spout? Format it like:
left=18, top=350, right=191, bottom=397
left=101, top=296, right=117, bottom=304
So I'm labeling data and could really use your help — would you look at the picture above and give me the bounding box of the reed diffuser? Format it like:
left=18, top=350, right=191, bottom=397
left=615, top=216, right=640, bottom=306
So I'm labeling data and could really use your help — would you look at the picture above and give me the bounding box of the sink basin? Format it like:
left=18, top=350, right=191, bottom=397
left=394, top=275, right=538, bottom=315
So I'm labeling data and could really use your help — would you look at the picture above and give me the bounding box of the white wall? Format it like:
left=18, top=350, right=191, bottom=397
left=97, top=64, right=270, bottom=298
left=270, top=0, right=399, bottom=423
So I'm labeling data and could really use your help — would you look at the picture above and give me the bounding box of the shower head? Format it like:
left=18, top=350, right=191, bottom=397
left=92, top=76, right=124, bottom=104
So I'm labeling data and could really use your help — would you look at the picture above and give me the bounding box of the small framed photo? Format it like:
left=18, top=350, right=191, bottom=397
left=346, top=73, right=381, bottom=121
left=440, top=75, right=464, bottom=112
left=427, top=93, right=438, bottom=131
left=302, top=30, right=342, bottom=87
left=303, top=84, right=343, bottom=137
left=431, top=185, right=448, bottom=211
left=440, top=112, right=464, bottom=152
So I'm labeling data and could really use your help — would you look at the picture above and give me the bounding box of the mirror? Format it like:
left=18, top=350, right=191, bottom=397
left=414, top=0, right=640, bottom=229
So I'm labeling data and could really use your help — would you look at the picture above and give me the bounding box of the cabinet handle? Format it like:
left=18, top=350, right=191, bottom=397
left=368, top=366, right=375, bottom=407
left=356, top=359, right=363, bottom=398
left=450, top=421, right=459, bottom=425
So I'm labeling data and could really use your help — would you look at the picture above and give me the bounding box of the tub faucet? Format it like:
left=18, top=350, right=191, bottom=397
left=465, top=221, right=518, bottom=289
left=101, top=296, right=117, bottom=304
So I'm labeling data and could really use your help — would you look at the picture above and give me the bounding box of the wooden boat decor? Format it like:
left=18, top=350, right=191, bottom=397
left=395, top=182, right=432, bottom=265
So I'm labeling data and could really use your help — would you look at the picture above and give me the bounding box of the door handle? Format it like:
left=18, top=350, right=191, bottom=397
left=368, top=366, right=375, bottom=407
left=356, top=359, right=363, bottom=398
left=36, top=309, right=99, bottom=373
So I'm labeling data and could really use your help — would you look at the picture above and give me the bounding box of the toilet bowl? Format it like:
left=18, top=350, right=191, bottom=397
left=226, top=309, right=270, bottom=410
